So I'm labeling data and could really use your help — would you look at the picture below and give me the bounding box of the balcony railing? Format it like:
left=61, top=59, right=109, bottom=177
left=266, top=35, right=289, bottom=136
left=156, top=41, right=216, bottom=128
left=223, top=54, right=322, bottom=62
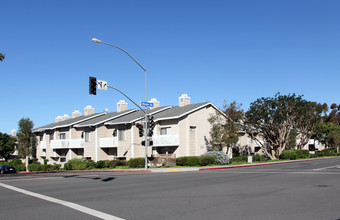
left=51, top=140, right=69, bottom=149
left=153, top=135, right=180, bottom=147
left=40, top=141, right=47, bottom=149
left=100, top=137, right=118, bottom=148
left=69, top=139, right=85, bottom=149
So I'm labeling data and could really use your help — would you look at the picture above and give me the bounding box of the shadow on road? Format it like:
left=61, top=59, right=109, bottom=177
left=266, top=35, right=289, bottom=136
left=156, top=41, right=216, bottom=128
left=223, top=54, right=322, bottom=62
left=62, top=174, right=116, bottom=182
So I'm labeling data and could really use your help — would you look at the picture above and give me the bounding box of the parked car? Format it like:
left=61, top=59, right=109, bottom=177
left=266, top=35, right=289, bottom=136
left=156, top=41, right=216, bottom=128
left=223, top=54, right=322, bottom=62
left=0, top=165, right=17, bottom=174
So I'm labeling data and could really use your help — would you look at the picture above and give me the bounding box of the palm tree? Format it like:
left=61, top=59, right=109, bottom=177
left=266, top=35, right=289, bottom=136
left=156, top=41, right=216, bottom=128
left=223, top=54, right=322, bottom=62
left=0, top=53, right=5, bottom=61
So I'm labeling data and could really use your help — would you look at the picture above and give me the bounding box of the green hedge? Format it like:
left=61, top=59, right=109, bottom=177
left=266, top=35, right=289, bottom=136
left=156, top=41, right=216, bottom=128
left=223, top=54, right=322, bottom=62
left=128, top=158, right=145, bottom=168
left=199, top=155, right=216, bottom=166
left=280, top=150, right=311, bottom=160
left=28, top=162, right=61, bottom=172
left=64, top=158, right=96, bottom=170
left=176, top=156, right=200, bottom=166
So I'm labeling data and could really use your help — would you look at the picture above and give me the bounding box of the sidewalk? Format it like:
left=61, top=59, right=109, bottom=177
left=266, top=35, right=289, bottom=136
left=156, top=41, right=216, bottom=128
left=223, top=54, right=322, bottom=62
left=18, top=156, right=340, bottom=174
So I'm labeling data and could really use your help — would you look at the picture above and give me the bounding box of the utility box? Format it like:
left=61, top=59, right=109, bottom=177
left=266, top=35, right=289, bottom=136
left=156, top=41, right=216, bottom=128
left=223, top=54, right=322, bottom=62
left=247, top=156, right=253, bottom=163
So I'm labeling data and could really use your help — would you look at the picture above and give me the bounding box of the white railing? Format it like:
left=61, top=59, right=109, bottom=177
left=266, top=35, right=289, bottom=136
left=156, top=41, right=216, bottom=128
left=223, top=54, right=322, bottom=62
left=100, top=137, right=118, bottom=148
left=69, top=139, right=85, bottom=148
left=153, top=135, right=180, bottom=147
left=51, top=140, right=69, bottom=149
left=40, top=141, right=47, bottom=149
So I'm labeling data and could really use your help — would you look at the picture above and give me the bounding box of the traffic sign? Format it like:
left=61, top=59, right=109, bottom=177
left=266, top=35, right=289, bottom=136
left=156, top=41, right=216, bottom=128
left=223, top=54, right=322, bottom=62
left=140, top=102, right=154, bottom=107
left=97, top=80, right=107, bottom=91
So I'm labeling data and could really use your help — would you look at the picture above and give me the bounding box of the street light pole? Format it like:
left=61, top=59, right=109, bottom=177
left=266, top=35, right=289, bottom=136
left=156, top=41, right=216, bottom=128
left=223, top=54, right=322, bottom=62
left=92, top=38, right=149, bottom=169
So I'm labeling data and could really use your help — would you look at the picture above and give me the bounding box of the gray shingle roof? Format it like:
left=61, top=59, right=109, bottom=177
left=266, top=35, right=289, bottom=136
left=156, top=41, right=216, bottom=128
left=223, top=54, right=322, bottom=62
left=32, top=112, right=106, bottom=132
left=74, top=109, right=137, bottom=128
left=104, top=106, right=171, bottom=125
left=153, top=102, right=211, bottom=121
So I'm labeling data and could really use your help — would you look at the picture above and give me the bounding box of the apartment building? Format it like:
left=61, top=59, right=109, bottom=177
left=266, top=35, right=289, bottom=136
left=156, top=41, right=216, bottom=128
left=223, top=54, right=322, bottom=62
left=33, top=95, right=227, bottom=165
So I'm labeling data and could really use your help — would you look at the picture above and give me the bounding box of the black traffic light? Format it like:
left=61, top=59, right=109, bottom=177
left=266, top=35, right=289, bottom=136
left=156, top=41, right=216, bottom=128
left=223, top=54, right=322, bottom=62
left=89, top=76, right=97, bottom=95
left=148, top=115, right=155, bottom=137
left=141, top=140, right=153, bottom=146
left=136, top=123, right=144, bottom=137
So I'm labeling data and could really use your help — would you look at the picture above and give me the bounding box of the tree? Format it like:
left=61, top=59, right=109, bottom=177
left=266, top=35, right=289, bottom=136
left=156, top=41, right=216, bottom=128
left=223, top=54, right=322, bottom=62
left=324, top=103, right=340, bottom=125
left=17, top=118, right=35, bottom=171
left=208, top=101, right=244, bottom=154
left=0, top=53, right=5, bottom=62
left=314, top=122, right=340, bottom=152
left=0, top=132, right=16, bottom=161
left=294, top=101, right=326, bottom=150
left=244, top=93, right=323, bottom=160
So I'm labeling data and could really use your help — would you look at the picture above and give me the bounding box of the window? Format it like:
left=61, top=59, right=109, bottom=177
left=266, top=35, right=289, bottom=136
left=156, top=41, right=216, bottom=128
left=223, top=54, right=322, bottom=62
left=84, top=131, right=91, bottom=142
left=60, top=133, right=66, bottom=139
left=118, top=129, right=126, bottom=141
left=49, top=133, right=54, bottom=142
left=161, top=127, right=171, bottom=135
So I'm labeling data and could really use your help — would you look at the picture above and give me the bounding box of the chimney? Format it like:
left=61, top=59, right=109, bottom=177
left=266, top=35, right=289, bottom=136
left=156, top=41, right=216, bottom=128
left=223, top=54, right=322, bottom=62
left=56, top=116, right=63, bottom=122
left=84, top=105, right=95, bottom=116
left=11, top=129, right=17, bottom=137
left=179, top=94, right=191, bottom=107
left=149, top=98, right=160, bottom=109
left=72, top=110, right=82, bottom=118
left=117, top=100, right=128, bottom=112
left=62, top=114, right=70, bottom=121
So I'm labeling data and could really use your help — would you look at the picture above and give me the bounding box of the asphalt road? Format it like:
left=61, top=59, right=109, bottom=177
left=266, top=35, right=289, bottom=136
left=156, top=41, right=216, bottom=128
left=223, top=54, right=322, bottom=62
left=1, top=157, right=340, bottom=220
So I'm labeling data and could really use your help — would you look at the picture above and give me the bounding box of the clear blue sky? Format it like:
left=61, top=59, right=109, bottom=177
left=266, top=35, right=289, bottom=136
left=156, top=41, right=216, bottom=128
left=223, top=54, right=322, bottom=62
left=1, top=0, right=339, bottom=134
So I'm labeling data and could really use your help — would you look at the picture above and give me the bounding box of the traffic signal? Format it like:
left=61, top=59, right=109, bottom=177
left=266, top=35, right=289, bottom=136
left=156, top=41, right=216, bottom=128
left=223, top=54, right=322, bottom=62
left=141, top=140, right=153, bottom=146
left=89, top=76, right=97, bottom=95
left=148, top=115, right=155, bottom=137
left=136, top=123, right=144, bottom=137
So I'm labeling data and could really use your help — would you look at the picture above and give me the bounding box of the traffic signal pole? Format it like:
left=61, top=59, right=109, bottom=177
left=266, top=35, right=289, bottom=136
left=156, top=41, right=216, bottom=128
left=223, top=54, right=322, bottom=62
left=106, top=85, right=149, bottom=169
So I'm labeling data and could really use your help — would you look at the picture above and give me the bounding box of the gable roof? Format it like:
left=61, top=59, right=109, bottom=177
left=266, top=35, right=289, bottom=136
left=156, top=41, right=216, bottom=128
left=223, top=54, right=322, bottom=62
left=153, top=102, right=225, bottom=122
left=104, top=106, right=171, bottom=126
left=32, top=112, right=106, bottom=133
left=74, top=109, right=137, bottom=128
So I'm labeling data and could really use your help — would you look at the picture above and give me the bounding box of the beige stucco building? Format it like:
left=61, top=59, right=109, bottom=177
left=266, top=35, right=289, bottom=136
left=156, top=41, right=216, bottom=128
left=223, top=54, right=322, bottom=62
left=33, top=95, right=227, bottom=165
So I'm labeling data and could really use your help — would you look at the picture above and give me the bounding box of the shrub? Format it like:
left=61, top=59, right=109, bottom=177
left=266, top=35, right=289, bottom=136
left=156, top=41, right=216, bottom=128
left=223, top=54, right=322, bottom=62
left=128, top=158, right=145, bottom=168
left=199, top=155, right=215, bottom=166
left=64, top=158, right=95, bottom=170
left=295, top=150, right=310, bottom=159
left=280, top=150, right=297, bottom=160
left=252, top=154, right=268, bottom=162
left=204, top=151, right=230, bottom=165
left=176, top=156, right=200, bottom=166
left=230, top=156, right=247, bottom=163
left=176, top=157, right=188, bottom=166
left=96, top=160, right=106, bottom=169
left=28, top=162, right=43, bottom=171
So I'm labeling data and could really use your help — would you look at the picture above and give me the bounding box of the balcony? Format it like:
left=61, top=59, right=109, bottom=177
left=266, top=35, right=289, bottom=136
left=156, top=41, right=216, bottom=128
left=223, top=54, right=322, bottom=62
left=153, top=135, right=180, bottom=147
left=69, top=139, right=85, bottom=149
left=51, top=140, right=69, bottom=149
left=100, top=137, right=118, bottom=148
left=40, top=141, right=47, bottom=149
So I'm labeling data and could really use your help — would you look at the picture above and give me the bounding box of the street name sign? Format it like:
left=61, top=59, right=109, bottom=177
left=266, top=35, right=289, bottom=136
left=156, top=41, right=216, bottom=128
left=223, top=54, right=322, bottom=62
left=140, top=102, right=154, bottom=107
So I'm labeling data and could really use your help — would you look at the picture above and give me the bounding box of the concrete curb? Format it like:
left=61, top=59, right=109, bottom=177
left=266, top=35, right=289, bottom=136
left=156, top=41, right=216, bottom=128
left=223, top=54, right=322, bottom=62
left=17, top=156, right=340, bottom=174
left=199, top=156, right=340, bottom=171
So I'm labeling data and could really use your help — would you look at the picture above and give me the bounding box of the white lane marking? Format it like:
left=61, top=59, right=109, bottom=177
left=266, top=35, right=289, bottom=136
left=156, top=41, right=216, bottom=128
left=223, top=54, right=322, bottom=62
left=313, top=165, right=339, bottom=171
left=0, top=183, right=125, bottom=220
left=0, top=177, right=63, bottom=182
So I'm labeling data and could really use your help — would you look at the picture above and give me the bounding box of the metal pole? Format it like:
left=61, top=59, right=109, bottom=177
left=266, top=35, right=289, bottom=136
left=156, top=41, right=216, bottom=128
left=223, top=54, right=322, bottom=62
left=107, top=85, right=148, bottom=169
left=93, top=39, right=149, bottom=170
